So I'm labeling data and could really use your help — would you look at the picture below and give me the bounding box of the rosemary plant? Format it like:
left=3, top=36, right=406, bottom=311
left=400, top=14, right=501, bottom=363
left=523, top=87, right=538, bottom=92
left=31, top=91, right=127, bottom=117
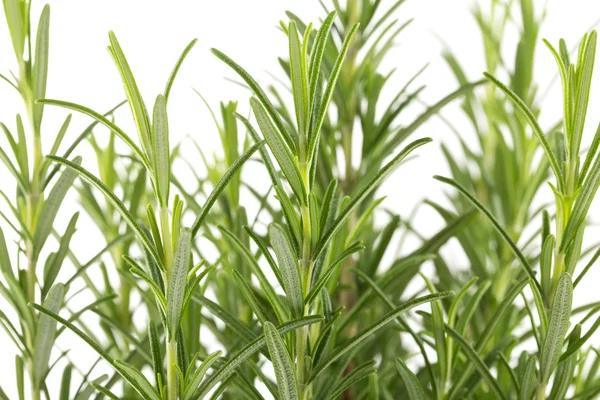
left=264, top=1, right=483, bottom=396
left=0, top=2, right=120, bottom=398
left=428, top=29, right=600, bottom=399
left=1, top=0, right=600, bottom=399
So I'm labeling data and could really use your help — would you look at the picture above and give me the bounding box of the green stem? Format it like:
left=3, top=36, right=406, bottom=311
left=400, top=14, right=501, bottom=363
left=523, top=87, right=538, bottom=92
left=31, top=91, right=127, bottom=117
left=160, top=206, right=178, bottom=399
left=161, top=207, right=173, bottom=268
left=167, top=338, right=178, bottom=400
left=536, top=382, right=546, bottom=400
left=297, top=203, right=312, bottom=399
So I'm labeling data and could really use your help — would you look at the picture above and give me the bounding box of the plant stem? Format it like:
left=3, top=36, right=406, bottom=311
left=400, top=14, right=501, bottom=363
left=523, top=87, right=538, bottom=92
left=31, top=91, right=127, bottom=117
left=536, top=382, right=546, bottom=400
left=160, top=206, right=178, bottom=399
left=161, top=207, right=173, bottom=269
left=167, top=337, right=178, bottom=400
left=297, top=200, right=312, bottom=399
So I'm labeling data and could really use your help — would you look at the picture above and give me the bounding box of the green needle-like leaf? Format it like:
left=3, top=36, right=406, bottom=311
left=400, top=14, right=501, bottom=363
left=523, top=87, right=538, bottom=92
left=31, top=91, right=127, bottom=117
left=269, top=224, right=303, bottom=317
left=195, top=316, right=323, bottom=399
left=47, top=155, right=160, bottom=265
left=191, top=141, right=264, bottom=237
left=264, top=321, right=299, bottom=400
left=308, top=23, right=359, bottom=161
left=167, top=228, right=191, bottom=338
left=395, top=358, right=426, bottom=400
left=164, top=38, right=198, bottom=102
left=211, top=48, right=297, bottom=153
left=152, top=94, right=170, bottom=206
left=314, top=137, right=431, bottom=261
left=38, top=99, right=152, bottom=170
left=309, top=290, right=453, bottom=381
left=33, top=157, right=81, bottom=260
left=483, top=72, right=563, bottom=188
left=108, top=31, right=153, bottom=158
left=541, top=272, right=573, bottom=382
left=434, top=175, right=541, bottom=292
left=251, top=98, right=307, bottom=204
left=445, top=326, right=506, bottom=400
left=33, top=283, right=64, bottom=386
left=29, top=303, right=160, bottom=400
left=32, top=5, right=50, bottom=131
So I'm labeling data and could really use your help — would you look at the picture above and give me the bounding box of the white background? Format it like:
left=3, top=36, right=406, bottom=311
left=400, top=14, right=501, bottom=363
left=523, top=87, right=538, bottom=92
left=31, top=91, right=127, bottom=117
left=2, top=0, right=600, bottom=397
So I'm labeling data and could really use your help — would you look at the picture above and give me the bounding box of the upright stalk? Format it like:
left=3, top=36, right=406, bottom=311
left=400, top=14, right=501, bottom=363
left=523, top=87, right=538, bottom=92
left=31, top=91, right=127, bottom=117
left=160, top=206, right=178, bottom=400
left=166, top=337, right=178, bottom=400
left=297, top=159, right=312, bottom=399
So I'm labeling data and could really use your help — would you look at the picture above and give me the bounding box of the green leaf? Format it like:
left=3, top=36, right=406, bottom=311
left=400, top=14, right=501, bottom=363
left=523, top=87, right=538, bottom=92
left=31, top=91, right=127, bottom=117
left=541, top=272, right=573, bottom=382
left=0, top=227, right=15, bottom=281
left=314, top=137, right=431, bottom=260
left=269, top=224, right=303, bottom=317
left=324, top=360, right=376, bottom=400
left=39, top=99, right=151, bottom=169
left=195, top=316, right=323, bottom=399
left=148, top=321, right=163, bottom=387
left=0, top=119, right=27, bottom=183
left=519, top=356, right=537, bottom=400
left=219, top=226, right=288, bottom=322
left=421, top=274, right=447, bottom=387
left=167, top=228, right=191, bottom=338
left=211, top=48, right=297, bottom=152
left=90, top=383, right=120, bottom=400
left=288, top=20, right=309, bottom=141
left=447, top=278, right=529, bottom=400
left=570, top=31, right=596, bottom=157
left=541, top=234, right=555, bottom=303
left=42, top=212, right=78, bottom=297
left=395, top=358, right=426, bottom=400
left=232, top=270, right=268, bottom=324
left=33, top=283, right=65, bottom=386
left=0, top=145, right=27, bottom=191
left=183, top=350, right=222, bottom=400
left=16, top=356, right=24, bottom=400
left=560, top=316, right=600, bottom=362
left=434, top=175, right=540, bottom=291
left=309, top=290, right=453, bottom=381
left=191, top=140, right=264, bottom=237
left=152, top=94, right=170, bottom=206
left=561, top=152, right=600, bottom=251
left=455, top=280, right=491, bottom=337
left=47, top=155, right=160, bottom=265
left=127, top=264, right=166, bottom=314
left=445, top=326, right=506, bottom=400
left=483, top=72, right=563, bottom=188
left=578, top=123, right=600, bottom=188
left=275, top=185, right=302, bottom=250
left=108, top=31, right=153, bottom=158
left=59, top=365, right=72, bottom=400
left=29, top=303, right=160, bottom=400
left=244, top=226, right=285, bottom=288
left=193, top=295, right=255, bottom=343
left=447, top=277, right=478, bottom=329
left=32, top=5, right=50, bottom=131
left=164, top=38, right=198, bottom=101
left=264, top=321, right=299, bottom=400
left=306, top=241, right=364, bottom=305
left=250, top=98, right=307, bottom=204
left=3, top=0, right=26, bottom=62
left=309, top=21, right=359, bottom=157
left=236, top=112, right=282, bottom=187
left=308, top=12, right=336, bottom=104
left=33, top=156, right=81, bottom=260
left=114, top=360, right=161, bottom=400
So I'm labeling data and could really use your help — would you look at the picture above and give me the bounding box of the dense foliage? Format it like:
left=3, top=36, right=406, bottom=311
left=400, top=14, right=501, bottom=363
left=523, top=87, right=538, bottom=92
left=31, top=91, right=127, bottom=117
left=1, top=0, right=600, bottom=399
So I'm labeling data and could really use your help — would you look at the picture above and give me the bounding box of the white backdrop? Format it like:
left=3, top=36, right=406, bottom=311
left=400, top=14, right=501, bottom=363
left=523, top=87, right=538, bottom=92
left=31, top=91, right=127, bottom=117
left=2, top=0, right=600, bottom=397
